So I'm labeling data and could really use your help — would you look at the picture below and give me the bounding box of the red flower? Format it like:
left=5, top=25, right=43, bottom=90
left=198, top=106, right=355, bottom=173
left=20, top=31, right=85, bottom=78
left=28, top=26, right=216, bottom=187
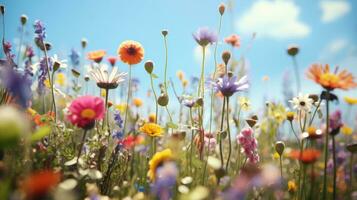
left=289, top=149, right=321, bottom=164
left=107, top=56, right=117, bottom=66
left=22, top=170, right=61, bottom=199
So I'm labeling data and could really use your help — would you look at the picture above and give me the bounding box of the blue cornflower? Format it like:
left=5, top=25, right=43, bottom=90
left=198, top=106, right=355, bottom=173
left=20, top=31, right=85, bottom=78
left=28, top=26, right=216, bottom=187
left=212, top=75, right=249, bottom=97
left=193, top=27, right=217, bottom=47
left=34, top=20, right=46, bottom=41
left=112, top=130, right=124, bottom=140
left=114, top=111, right=123, bottom=128
left=69, top=48, right=80, bottom=67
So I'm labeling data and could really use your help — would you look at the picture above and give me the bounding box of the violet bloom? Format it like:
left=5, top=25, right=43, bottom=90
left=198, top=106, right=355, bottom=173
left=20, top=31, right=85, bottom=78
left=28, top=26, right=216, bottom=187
left=204, top=132, right=216, bottom=150
left=329, top=110, right=343, bottom=131
left=114, top=111, right=123, bottom=128
left=151, top=162, right=178, bottom=200
left=212, top=75, right=249, bottom=97
left=37, top=57, right=52, bottom=95
left=34, top=20, right=46, bottom=41
left=237, top=127, right=259, bottom=163
left=69, top=48, right=80, bottom=67
left=193, top=27, right=217, bottom=47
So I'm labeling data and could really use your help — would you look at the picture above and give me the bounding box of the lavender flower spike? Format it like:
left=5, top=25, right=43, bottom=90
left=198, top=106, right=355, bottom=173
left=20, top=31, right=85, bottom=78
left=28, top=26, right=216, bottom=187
left=34, top=20, right=46, bottom=41
left=193, top=27, right=217, bottom=47
left=212, top=75, right=249, bottom=97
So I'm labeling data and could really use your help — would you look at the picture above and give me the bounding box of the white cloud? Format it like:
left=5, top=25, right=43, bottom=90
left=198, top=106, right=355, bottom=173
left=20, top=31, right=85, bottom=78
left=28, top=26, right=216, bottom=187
left=320, top=1, right=351, bottom=23
left=236, top=0, right=310, bottom=39
left=321, top=38, right=348, bottom=59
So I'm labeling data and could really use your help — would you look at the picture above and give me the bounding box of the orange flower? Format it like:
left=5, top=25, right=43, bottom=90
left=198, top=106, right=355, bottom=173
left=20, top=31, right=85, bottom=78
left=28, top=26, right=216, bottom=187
left=132, top=98, right=143, bottom=107
left=306, top=64, right=357, bottom=90
left=22, top=170, right=61, bottom=198
left=107, top=56, right=117, bottom=66
left=224, top=34, right=240, bottom=48
left=87, top=50, right=106, bottom=63
left=289, top=148, right=321, bottom=164
left=33, top=112, right=55, bottom=127
left=118, top=40, right=144, bottom=65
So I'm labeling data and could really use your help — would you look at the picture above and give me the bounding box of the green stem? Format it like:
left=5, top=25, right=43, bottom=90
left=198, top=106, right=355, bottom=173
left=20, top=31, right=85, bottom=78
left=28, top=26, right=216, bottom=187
left=292, top=56, right=301, bottom=95
left=163, top=35, right=168, bottom=95
left=298, top=139, right=305, bottom=200
left=17, top=25, right=24, bottom=67
left=350, top=153, right=354, bottom=193
left=219, top=97, right=226, bottom=167
left=76, top=129, right=88, bottom=166
left=279, top=156, right=283, bottom=180
left=225, top=97, right=231, bottom=171
left=322, top=90, right=330, bottom=199
left=309, top=99, right=322, bottom=126
left=290, top=121, right=300, bottom=146
left=189, top=108, right=194, bottom=175
left=149, top=75, right=159, bottom=124
left=102, top=88, right=109, bottom=131
left=332, top=135, right=337, bottom=199
left=123, top=66, right=132, bottom=134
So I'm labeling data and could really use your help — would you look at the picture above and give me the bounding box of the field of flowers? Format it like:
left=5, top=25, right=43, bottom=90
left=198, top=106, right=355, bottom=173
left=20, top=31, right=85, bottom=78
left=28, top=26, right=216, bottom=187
left=0, top=2, right=357, bottom=200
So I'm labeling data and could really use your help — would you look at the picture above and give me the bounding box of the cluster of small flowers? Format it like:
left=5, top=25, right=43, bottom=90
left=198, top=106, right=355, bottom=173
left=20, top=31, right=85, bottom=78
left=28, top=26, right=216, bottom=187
left=237, top=127, right=259, bottom=163
left=34, top=20, right=46, bottom=41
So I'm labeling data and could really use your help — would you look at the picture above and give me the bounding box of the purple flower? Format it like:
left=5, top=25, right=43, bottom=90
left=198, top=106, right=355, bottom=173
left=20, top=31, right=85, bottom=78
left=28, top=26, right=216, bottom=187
left=69, top=48, right=80, bottom=67
left=37, top=57, right=52, bottom=95
left=237, top=128, right=259, bottom=163
left=193, top=27, right=217, bottom=47
left=212, top=75, right=249, bottom=97
left=25, top=46, right=35, bottom=58
left=114, top=111, right=123, bottom=128
left=151, top=162, right=178, bottom=200
left=34, top=20, right=46, bottom=41
left=329, top=110, right=343, bottom=131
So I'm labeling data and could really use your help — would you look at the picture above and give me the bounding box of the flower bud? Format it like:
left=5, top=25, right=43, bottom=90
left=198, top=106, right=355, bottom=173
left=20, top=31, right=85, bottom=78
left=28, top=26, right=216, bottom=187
left=20, top=14, right=28, bottom=25
left=287, top=45, right=299, bottom=56
left=227, top=71, right=234, bottom=78
left=195, top=97, right=204, bottom=107
left=222, top=51, right=231, bottom=65
left=0, top=5, right=4, bottom=15
left=218, top=3, right=225, bottom=16
left=161, top=29, right=168, bottom=37
left=81, top=38, right=87, bottom=49
left=84, top=75, right=90, bottom=82
left=144, top=60, right=154, bottom=74
left=158, top=94, right=169, bottom=106
left=346, top=143, right=357, bottom=153
left=71, top=69, right=81, bottom=78
left=286, top=111, right=295, bottom=122
left=275, top=141, right=285, bottom=156
left=308, top=94, right=319, bottom=103
left=53, top=61, right=61, bottom=72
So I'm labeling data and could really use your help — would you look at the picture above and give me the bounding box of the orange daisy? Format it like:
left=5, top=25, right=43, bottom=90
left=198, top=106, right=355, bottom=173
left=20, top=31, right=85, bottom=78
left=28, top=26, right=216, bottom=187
left=118, top=40, right=144, bottom=65
left=87, top=50, right=106, bottom=63
left=306, top=64, right=357, bottom=91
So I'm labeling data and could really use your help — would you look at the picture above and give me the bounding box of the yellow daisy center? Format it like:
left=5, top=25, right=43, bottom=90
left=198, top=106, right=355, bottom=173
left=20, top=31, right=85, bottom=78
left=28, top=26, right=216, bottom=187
left=80, top=108, right=96, bottom=119
left=320, top=73, right=339, bottom=87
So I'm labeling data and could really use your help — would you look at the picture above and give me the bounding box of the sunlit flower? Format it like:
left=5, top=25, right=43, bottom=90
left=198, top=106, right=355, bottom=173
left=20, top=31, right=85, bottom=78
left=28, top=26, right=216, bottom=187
left=302, top=126, right=323, bottom=139
left=344, top=96, right=357, bottom=105
left=306, top=64, right=357, bottom=90
left=341, top=125, right=353, bottom=135
left=87, top=50, right=106, bottom=63
left=140, top=123, right=163, bottom=137
left=148, top=149, right=173, bottom=181
left=238, top=97, right=251, bottom=111
left=22, top=170, right=61, bottom=199
left=289, top=93, right=313, bottom=112
left=56, top=72, right=66, bottom=86
left=90, top=66, right=127, bottom=89
left=289, top=149, right=321, bottom=164
left=288, top=180, right=297, bottom=193
left=67, top=96, right=105, bottom=129
left=132, top=98, right=143, bottom=107
left=118, top=40, right=144, bottom=65
left=224, top=34, right=240, bottom=48
left=192, top=27, right=217, bottom=47
left=115, top=103, right=127, bottom=113
left=212, top=75, right=249, bottom=97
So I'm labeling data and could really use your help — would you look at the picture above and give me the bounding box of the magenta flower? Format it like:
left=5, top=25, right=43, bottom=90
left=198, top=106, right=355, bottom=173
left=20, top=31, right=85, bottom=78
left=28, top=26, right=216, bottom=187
left=237, top=127, right=259, bottom=163
left=67, top=96, right=105, bottom=129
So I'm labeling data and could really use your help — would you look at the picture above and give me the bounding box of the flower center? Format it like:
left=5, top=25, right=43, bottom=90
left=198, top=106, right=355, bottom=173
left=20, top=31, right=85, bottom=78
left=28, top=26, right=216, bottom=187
left=299, top=101, right=306, bottom=106
left=320, top=73, right=339, bottom=86
left=80, top=108, right=96, bottom=119
left=126, top=46, right=137, bottom=56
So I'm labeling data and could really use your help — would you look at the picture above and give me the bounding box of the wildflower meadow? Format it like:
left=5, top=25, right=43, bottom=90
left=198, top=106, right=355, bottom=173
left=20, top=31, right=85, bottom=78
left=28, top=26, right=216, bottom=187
left=0, top=1, right=357, bottom=200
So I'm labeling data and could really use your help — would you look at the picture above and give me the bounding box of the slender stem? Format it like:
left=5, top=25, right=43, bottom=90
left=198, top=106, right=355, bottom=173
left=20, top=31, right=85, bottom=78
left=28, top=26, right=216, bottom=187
left=150, top=75, right=158, bottom=124
left=1, top=11, right=5, bottom=46
left=298, top=139, right=305, bottom=200
left=279, top=156, right=283, bottom=180
left=309, top=99, right=322, bottom=126
left=322, top=90, right=330, bottom=199
left=225, top=97, right=231, bottom=171
left=189, top=108, right=194, bottom=174
left=219, top=97, right=226, bottom=166
left=290, top=121, right=300, bottom=146
left=102, top=88, right=109, bottom=130
left=197, top=46, right=206, bottom=97
left=332, top=135, right=337, bottom=199
left=292, top=56, right=301, bottom=95
left=123, top=66, right=132, bottom=134
left=350, top=153, right=354, bottom=193
left=163, top=35, right=168, bottom=95
left=16, top=25, right=24, bottom=67
left=77, top=129, right=88, bottom=166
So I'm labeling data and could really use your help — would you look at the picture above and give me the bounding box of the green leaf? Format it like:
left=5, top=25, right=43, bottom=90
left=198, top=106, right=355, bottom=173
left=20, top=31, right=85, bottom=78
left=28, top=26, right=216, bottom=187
left=151, top=73, right=159, bottom=79
left=166, top=121, right=178, bottom=129
left=31, top=126, right=51, bottom=142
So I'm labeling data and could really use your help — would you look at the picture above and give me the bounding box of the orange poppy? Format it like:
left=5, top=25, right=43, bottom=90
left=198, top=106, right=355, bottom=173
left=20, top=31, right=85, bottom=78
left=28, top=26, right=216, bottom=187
left=289, top=148, right=321, bottom=164
left=87, top=50, right=106, bottom=63
left=306, top=64, right=357, bottom=91
left=22, top=170, right=61, bottom=198
left=117, top=40, right=144, bottom=65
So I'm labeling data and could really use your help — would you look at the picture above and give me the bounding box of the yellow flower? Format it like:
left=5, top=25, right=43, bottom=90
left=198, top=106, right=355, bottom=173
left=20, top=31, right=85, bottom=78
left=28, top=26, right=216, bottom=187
left=273, top=152, right=280, bottom=160
left=341, top=125, right=353, bottom=135
left=182, top=79, right=188, bottom=88
left=268, top=103, right=287, bottom=124
left=148, top=113, right=156, bottom=123
left=44, top=79, right=51, bottom=88
left=288, top=180, right=297, bottom=193
left=238, top=97, right=251, bottom=111
left=27, top=108, right=38, bottom=116
left=176, top=70, right=185, bottom=81
left=132, top=98, right=143, bottom=107
left=139, top=123, right=163, bottom=137
left=344, top=97, right=357, bottom=105
left=286, top=111, right=295, bottom=121
left=115, top=103, right=127, bottom=113
left=148, top=149, right=173, bottom=181
left=56, top=72, right=66, bottom=86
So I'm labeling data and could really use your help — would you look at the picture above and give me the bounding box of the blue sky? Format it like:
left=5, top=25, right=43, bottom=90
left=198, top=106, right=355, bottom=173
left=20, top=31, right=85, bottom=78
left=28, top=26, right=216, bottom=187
left=1, top=0, right=357, bottom=113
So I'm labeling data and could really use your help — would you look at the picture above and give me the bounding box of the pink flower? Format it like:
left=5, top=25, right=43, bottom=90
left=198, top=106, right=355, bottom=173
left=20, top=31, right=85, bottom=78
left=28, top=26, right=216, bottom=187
left=224, top=34, right=240, bottom=48
left=236, top=127, right=259, bottom=163
left=67, top=96, right=105, bottom=129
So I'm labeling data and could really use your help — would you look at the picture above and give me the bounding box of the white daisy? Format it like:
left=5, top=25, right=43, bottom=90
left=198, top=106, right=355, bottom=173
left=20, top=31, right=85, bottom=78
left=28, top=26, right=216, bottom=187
left=90, top=66, right=126, bottom=89
left=51, top=54, right=68, bottom=69
left=289, top=93, right=313, bottom=112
